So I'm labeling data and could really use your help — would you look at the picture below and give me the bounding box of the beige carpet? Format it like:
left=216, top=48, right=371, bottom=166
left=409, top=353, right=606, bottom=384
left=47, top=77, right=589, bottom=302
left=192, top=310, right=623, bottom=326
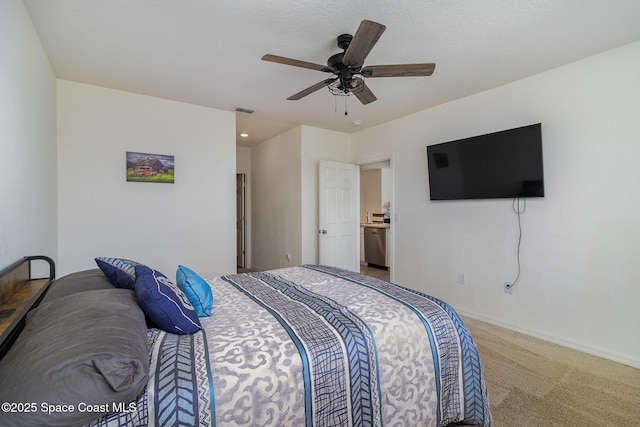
left=462, top=316, right=640, bottom=427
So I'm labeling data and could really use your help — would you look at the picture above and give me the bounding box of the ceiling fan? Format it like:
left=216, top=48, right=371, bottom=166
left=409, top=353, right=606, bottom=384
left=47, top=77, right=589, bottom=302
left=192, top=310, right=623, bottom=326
left=262, top=20, right=435, bottom=105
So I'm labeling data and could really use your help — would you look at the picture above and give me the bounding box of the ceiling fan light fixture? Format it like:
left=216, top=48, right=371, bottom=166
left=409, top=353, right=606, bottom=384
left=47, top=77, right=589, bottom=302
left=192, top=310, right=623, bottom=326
left=326, top=74, right=365, bottom=97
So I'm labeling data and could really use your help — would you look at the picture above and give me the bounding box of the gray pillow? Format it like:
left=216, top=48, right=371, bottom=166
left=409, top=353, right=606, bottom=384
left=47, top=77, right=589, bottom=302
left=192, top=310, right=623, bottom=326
left=42, top=268, right=115, bottom=302
left=0, top=289, right=149, bottom=427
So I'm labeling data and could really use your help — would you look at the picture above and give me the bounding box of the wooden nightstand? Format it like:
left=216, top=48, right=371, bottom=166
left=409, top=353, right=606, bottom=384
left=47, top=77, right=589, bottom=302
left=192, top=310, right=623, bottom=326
left=0, top=256, right=55, bottom=360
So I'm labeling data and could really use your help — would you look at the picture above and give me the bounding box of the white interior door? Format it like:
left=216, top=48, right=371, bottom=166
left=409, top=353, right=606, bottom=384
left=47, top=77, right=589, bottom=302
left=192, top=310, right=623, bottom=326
left=319, top=160, right=359, bottom=271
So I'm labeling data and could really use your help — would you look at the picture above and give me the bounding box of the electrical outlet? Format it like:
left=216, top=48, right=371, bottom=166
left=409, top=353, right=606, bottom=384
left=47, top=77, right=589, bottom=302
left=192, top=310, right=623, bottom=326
left=504, top=282, right=513, bottom=294
left=457, top=273, right=466, bottom=285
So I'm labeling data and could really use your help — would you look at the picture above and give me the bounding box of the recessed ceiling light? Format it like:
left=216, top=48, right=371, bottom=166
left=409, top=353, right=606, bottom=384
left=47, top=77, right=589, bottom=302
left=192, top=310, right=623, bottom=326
left=352, top=120, right=362, bottom=126
left=240, top=133, right=249, bottom=138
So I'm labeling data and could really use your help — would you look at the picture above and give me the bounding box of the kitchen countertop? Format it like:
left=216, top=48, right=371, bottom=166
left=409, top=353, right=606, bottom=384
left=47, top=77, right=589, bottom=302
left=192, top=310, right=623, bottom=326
left=361, top=223, right=390, bottom=228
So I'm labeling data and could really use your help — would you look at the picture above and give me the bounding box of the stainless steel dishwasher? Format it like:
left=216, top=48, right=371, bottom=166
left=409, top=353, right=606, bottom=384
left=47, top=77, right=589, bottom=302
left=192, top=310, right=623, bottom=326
left=364, top=227, right=386, bottom=267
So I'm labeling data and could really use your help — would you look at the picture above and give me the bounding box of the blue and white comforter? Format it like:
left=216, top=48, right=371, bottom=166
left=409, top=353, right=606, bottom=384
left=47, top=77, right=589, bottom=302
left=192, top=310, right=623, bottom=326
left=93, top=265, right=492, bottom=427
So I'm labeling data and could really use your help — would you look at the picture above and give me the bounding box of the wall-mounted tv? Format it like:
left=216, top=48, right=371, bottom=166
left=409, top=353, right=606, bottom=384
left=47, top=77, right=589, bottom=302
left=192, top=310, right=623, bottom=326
left=427, top=123, right=544, bottom=200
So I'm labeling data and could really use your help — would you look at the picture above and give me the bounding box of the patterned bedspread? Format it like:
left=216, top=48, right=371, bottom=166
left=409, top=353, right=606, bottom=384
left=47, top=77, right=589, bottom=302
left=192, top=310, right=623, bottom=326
left=91, top=265, right=492, bottom=427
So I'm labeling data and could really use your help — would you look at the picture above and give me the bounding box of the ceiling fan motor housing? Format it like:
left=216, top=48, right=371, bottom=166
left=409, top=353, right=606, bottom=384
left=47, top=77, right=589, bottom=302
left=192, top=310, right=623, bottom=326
left=328, top=53, right=357, bottom=93
left=337, top=33, right=353, bottom=50
left=329, top=34, right=361, bottom=93
left=328, top=52, right=347, bottom=71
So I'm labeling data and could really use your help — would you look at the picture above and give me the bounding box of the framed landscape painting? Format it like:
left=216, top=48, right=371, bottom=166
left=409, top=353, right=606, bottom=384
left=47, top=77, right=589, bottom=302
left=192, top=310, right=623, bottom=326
left=126, top=152, right=175, bottom=183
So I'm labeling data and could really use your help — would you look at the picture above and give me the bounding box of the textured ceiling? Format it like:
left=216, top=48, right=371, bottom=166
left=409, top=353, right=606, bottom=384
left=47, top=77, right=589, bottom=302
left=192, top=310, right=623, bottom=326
left=24, top=0, right=640, bottom=147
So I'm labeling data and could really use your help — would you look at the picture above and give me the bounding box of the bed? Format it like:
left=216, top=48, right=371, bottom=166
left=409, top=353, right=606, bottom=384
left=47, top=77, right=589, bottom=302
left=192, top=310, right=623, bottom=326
left=0, top=256, right=492, bottom=427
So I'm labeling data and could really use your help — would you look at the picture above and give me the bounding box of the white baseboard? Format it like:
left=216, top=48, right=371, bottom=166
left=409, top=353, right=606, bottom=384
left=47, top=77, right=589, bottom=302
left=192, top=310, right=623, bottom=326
left=456, top=309, right=640, bottom=370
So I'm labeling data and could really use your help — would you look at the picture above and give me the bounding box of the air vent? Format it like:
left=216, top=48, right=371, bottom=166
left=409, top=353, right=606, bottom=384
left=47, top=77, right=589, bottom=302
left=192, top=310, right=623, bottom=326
left=235, top=107, right=255, bottom=114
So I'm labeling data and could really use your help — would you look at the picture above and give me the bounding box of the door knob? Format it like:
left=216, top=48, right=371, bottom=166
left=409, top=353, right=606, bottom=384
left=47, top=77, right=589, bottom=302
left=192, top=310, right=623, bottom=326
left=319, top=229, right=327, bottom=234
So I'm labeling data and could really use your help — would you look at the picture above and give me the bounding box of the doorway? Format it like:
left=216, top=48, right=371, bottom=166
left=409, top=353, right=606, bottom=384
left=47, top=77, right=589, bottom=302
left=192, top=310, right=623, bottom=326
left=359, top=159, right=392, bottom=281
left=236, top=174, right=246, bottom=268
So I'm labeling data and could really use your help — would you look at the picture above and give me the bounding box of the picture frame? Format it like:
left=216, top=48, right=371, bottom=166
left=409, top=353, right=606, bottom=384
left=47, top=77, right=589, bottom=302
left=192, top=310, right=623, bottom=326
left=126, top=151, right=175, bottom=183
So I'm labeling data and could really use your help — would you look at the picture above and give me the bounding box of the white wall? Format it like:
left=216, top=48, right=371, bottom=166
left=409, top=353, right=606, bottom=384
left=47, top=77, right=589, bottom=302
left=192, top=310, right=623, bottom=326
left=57, top=80, right=236, bottom=278
left=0, top=0, right=57, bottom=273
left=250, top=125, right=351, bottom=269
left=251, top=127, right=302, bottom=270
left=351, top=41, right=640, bottom=367
left=300, top=126, right=351, bottom=264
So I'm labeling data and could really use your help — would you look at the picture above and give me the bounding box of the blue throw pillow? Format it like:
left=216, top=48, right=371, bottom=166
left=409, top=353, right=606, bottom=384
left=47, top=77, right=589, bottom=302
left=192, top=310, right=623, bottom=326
left=95, top=257, right=141, bottom=289
left=176, top=265, right=213, bottom=317
left=134, top=265, right=201, bottom=334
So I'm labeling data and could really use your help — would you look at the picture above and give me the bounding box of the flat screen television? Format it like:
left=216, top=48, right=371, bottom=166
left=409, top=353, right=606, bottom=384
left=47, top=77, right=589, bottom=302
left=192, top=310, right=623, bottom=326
left=426, top=123, right=544, bottom=200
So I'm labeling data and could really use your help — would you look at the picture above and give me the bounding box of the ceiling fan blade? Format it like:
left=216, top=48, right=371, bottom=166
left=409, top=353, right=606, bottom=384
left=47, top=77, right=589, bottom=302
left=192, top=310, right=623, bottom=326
left=262, top=54, right=333, bottom=73
left=352, top=78, right=377, bottom=105
left=287, top=79, right=334, bottom=100
left=361, top=63, right=436, bottom=78
left=342, top=20, right=386, bottom=68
